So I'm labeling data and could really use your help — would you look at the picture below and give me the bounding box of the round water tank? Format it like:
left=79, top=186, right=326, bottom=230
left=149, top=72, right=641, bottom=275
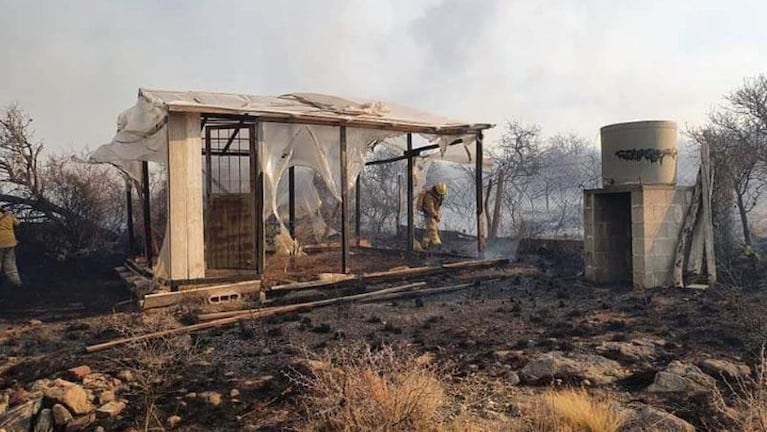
left=600, top=120, right=678, bottom=187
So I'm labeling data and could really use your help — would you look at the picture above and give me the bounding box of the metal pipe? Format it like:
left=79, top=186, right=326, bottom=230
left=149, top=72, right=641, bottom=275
left=288, top=166, right=296, bottom=237
left=141, top=161, right=152, bottom=265
left=355, top=173, right=361, bottom=245
left=406, top=133, right=414, bottom=256
left=475, top=131, right=485, bottom=256
left=125, top=179, right=135, bottom=257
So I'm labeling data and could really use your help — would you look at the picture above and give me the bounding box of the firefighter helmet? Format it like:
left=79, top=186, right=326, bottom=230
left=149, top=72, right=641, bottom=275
left=434, top=182, right=448, bottom=196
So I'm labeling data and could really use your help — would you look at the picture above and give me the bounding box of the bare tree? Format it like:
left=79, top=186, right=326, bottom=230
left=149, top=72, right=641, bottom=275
left=0, top=103, right=125, bottom=257
left=691, top=76, right=767, bottom=249
left=359, top=152, right=404, bottom=237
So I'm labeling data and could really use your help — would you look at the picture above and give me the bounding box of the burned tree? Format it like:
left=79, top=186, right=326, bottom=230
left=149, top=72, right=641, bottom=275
left=0, top=104, right=124, bottom=257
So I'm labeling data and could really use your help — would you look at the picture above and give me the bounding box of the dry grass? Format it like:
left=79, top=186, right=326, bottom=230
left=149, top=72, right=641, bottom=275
left=290, top=344, right=633, bottom=432
left=527, top=389, right=627, bottom=432
left=291, top=344, right=446, bottom=432
left=712, top=348, right=767, bottom=432
left=104, top=313, right=198, bottom=432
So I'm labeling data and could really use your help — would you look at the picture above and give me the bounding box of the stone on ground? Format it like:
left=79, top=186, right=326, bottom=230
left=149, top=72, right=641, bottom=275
left=621, top=404, right=695, bottom=432
left=520, top=351, right=629, bottom=385
left=698, top=358, right=751, bottom=380
left=646, top=361, right=717, bottom=394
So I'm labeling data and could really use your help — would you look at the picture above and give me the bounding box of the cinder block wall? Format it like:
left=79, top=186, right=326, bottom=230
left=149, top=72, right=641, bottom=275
left=584, top=185, right=692, bottom=288
left=584, top=191, right=632, bottom=283
left=631, top=185, right=692, bottom=288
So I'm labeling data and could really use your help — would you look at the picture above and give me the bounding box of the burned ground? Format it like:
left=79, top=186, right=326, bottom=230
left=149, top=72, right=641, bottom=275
left=1, top=247, right=766, bottom=431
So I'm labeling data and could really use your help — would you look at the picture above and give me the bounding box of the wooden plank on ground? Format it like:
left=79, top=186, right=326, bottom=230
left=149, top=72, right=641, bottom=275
left=141, top=280, right=261, bottom=309
left=88, top=282, right=428, bottom=352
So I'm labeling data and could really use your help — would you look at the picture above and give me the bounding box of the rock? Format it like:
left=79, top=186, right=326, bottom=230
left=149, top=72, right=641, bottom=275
left=64, top=413, right=95, bottom=432
left=699, top=358, right=751, bottom=379
left=30, top=380, right=52, bottom=393
left=167, top=415, right=182, bottom=428
left=204, top=392, right=223, bottom=407
left=44, top=383, right=94, bottom=415
left=647, top=361, right=717, bottom=394
left=94, top=427, right=105, bottom=432
left=0, top=394, right=7, bottom=416
left=33, top=408, right=53, bottom=432
left=230, top=389, right=240, bottom=398
left=520, top=351, right=629, bottom=385
left=29, top=320, right=43, bottom=326
left=621, top=404, right=695, bottom=432
left=493, top=350, right=525, bottom=362
left=507, top=371, right=520, bottom=386
left=9, top=388, right=33, bottom=405
left=67, top=366, right=92, bottom=381
left=200, top=392, right=223, bottom=407
left=82, top=373, right=121, bottom=391
left=596, top=339, right=656, bottom=362
left=115, top=370, right=134, bottom=383
left=52, top=404, right=73, bottom=425
left=0, top=399, right=42, bottom=432
left=96, top=401, right=125, bottom=417
left=242, top=376, right=273, bottom=391
left=98, top=390, right=115, bottom=405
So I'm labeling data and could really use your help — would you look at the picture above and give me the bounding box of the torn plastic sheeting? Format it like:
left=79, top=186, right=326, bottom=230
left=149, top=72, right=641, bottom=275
left=260, top=123, right=399, bottom=235
left=90, top=96, right=168, bottom=180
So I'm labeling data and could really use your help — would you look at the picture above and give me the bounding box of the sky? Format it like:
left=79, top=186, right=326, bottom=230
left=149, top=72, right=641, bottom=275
left=1, top=0, right=766, bottom=153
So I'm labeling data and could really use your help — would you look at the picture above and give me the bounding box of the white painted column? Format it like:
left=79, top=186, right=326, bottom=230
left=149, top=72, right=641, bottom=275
left=166, top=112, right=205, bottom=281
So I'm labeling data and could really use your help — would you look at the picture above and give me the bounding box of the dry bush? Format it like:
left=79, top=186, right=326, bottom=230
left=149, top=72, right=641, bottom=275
left=104, top=314, right=197, bottom=431
left=525, top=389, right=626, bottom=432
left=290, top=344, right=445, bottom=432
left=712, top=348, right=767, bottom=432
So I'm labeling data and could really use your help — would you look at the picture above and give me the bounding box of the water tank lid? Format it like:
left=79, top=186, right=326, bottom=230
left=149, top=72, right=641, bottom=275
left=600, top=120, right=677, bottom=134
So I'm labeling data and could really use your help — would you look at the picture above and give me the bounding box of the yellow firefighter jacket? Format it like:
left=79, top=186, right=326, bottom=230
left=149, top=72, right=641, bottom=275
left=0, top=212, right=20, bottom=248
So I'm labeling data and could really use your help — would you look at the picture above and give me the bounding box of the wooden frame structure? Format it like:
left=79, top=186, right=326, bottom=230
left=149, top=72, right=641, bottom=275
left=117, top=90, right=493, bottom=288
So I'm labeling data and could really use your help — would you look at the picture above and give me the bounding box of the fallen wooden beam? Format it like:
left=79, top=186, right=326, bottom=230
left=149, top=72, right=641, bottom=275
left=442, top=257, right=509, bottom=269
left=141, top=280, right=262, bottom=309
left=359, top=282, right=478, bottom=302
left=267, top=257, right=509, bottom=295
left=197, top=282, right=427, bottom=321
left=86, top=282, right=425, bottom=353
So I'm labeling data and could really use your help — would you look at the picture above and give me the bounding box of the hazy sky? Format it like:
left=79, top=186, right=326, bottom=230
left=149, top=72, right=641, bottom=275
left=1, top=0, right=766, bottom=153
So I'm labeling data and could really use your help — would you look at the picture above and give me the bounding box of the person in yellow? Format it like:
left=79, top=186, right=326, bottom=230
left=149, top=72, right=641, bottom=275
left=0, top=209, right=21, bottom=287
left=418, top=182, right=447, bottom=249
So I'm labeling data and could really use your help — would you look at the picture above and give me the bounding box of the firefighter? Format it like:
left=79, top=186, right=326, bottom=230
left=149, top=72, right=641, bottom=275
left=418, top=182, right=447, bottom=249
left=0, top=209, right=21, bottom=288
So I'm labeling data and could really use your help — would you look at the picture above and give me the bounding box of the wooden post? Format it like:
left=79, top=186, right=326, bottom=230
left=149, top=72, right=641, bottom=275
left=141, top=161, right=152, bottom=265
left=406, top=133, right=414, bottom=256
left=340, top=126, right=350, bottom=273
left=250, top=123, right=265, bottom=275
left=166, top=112, right=205, bottom=280
left=475, top=131, right=486, bottom=256
left=396, top=174, right=402, bottom=237
left=673, top=167, right=702, bottom=288
left=288, top=166, right=296, bottom=238
left=125, top=179, right=135, bottom=257
left=355, top=173, right=361, bottom=246
left=701, top=141, right=717, bottom=284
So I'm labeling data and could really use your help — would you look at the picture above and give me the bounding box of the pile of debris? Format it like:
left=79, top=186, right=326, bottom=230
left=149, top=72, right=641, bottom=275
left=0, top=366, right=128, bottom=432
